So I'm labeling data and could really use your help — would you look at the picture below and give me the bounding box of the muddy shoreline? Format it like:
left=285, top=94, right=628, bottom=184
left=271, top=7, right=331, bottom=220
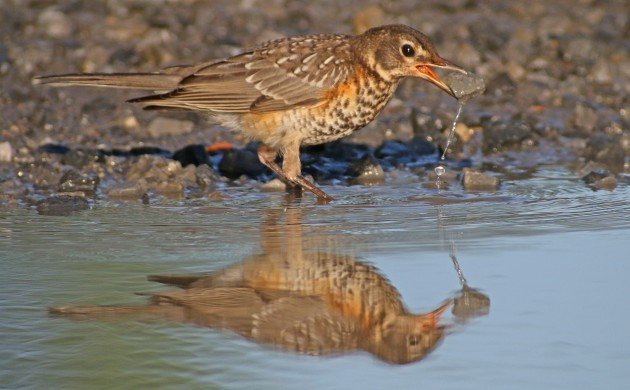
left=0, top=0, right=627, bottom=212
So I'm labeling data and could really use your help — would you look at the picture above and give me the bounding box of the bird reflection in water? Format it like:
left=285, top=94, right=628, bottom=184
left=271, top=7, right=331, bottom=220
left=51, top=198, right=488, bottom=364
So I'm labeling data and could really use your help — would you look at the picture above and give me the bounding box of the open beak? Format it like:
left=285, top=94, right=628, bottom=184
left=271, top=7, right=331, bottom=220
left=415, top=57, right=467, bottom=98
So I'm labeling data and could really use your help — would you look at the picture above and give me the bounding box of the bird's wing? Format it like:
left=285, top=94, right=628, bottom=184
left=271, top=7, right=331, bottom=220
left=129, top=34, right=353, bottom=113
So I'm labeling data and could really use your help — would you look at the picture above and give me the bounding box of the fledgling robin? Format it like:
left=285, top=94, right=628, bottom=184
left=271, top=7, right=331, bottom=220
left=35, top=24, right=464, bottom=201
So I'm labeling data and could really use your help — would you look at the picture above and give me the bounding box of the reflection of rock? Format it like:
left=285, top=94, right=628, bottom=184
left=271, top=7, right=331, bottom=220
left=50, top=206, right=455, bottom=365
left=452, top=286, right=490, bottom=322
left=36, top=195, right=89, bottom=216
left=462, top=168, right=500, bottom=191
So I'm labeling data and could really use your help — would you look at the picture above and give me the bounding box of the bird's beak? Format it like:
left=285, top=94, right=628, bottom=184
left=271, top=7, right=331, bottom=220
left=415, top=57, right=467, bottom=98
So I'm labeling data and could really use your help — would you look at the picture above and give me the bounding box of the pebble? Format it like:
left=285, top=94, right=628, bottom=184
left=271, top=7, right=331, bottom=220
left=195, top=164, right=219, bottom=190
left=106, top=181, right=147, bottom=199
left=482, top=119, right=532, bottom=153
left=58, top=171, right=99, bottom=194
left=0, top=142, right=13, bottom=162
left=461, top=168, right=500, bottom=191
left=147, top=117, right=195, bottom=138
left=37, top=8, right=73, bottom=39
left=260, top=178, right=286, bottom=192
left=346, top=154, right=385, bottom=185
left=443, top=72, right=486, bottom=101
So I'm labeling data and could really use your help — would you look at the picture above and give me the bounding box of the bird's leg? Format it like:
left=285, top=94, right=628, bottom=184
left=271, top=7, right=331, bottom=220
left=282, top=143, right=334, bottom=202
left=257, top=144, right=333, bottom=202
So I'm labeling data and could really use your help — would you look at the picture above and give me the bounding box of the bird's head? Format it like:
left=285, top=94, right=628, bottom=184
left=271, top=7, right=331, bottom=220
left=355, top=24, right=465, bottom=97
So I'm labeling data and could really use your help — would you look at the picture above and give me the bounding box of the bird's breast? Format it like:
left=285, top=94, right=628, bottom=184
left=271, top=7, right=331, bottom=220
left=301, top=66, right=398, bottom=145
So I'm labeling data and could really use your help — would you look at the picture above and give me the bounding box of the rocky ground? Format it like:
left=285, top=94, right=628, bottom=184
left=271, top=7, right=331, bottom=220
left=0, top=0, right=627, bottom=213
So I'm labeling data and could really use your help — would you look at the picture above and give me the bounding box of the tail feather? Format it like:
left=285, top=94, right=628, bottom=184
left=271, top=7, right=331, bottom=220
left=33, top=73, right=182, bottom=91
left=48, top=304, right=183, bottom=321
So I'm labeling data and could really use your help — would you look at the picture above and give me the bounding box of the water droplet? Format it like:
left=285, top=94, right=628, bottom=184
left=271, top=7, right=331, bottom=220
left=441, top=102, right=465, bottom=160
left=434, top=165, right=446, bottom=177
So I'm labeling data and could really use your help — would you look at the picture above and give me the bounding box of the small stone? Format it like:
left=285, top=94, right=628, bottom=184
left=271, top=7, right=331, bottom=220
left=260, top=178, right=286, bottom=192
left=346, top=154, right=385, bottom=185
left=36, top=195, right=89, bottom=216
left=147, top=117, right=194, bottom=138
left=58, top=171, right=99, bottom=193
left=482, top=119, right=531, bottom=153
left=152, top=181, right=184, bottom=196
left=581, top=169, right=610, bottom=185
left=179, top=164, right=198, bottom=187
left=0, top=141, right=13, bottom=162
left=106, top=181, right=147, bottom=199
left=218, top=148, right=266, bottom=179
left=126, top=155, right=180, bottom=182
left=593, top=176, right=617, bottom=191
left=195, top=164, right=219, bottom=190
left=172, top=144, right=210, bottom=167
left=37, top=8, right=73, bottom=39
left=443, top=72, right=486, bottom=101
left=462, top=168, right=500, bottom=191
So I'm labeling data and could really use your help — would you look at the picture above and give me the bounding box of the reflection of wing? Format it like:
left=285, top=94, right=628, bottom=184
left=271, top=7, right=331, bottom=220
left=252, top=296, right=359, bottom=355
left=152, top=287, right=264, bottom=335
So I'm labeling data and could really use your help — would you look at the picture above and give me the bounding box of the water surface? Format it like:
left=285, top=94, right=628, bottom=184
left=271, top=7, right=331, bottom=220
left=1, top=166, right=629, bottom=389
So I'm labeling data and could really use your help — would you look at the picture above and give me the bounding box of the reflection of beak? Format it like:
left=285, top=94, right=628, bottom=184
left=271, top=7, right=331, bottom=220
left=420, top=299, right=452, bottom=328
left=415, top=57, right=467, bottom=98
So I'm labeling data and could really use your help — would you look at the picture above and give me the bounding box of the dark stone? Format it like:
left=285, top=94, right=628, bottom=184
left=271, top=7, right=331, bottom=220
left=172, top=144, right=210, bottom=167
left=38, top=143, right=70, bottom=155
left=106, top=146, right=172, bottom=157
left=408, top=136, right=437, bottom=156
left=61, top=149, right=105, bottom=168
left=482, top=119, right=531, bottom=153
left=36, top=195, right=89, bottom=216
left=346, top=154, right=384, bottom=185
left=218, top=148, right=266, bottom=179
left=581, top=170, right=609, bottom=185
left=58, top=170, right=99, bottom=193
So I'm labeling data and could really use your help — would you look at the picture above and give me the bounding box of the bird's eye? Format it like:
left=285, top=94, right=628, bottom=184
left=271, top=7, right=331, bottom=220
left=401, top=44, right=415, bottom=57
left=408, top=335, right=420, bottom=346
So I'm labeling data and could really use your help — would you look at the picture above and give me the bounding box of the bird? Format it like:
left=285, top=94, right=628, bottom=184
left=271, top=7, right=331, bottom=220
left=35, top=24, right=464, bottom=201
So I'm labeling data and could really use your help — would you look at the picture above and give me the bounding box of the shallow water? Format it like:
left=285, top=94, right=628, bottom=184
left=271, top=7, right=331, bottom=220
left=1, top=165, right=629, bottom=389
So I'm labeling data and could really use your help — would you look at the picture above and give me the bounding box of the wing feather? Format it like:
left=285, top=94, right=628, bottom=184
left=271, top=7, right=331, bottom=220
left=130, top=34, right=352, bottom=113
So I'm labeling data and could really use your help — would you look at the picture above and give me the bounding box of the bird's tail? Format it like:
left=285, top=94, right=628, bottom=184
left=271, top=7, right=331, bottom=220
left=33, top=72, right=183, bottom=91
left=48, top=304, right=183, bottom=321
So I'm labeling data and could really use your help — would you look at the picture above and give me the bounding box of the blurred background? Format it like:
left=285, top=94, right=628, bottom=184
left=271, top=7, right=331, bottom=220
left=0, top=0, right=627, bottom=161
